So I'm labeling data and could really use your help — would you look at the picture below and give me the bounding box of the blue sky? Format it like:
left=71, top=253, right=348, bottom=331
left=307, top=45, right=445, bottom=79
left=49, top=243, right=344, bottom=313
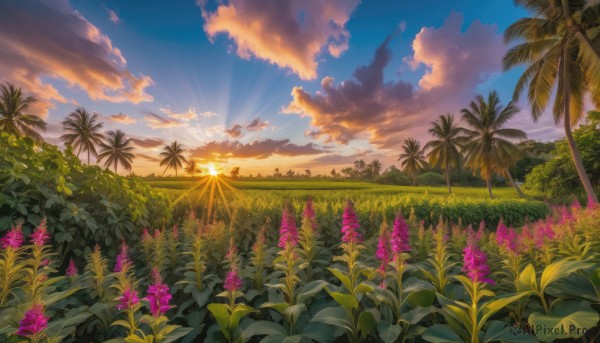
left=0, top=0, right=565, bottom=175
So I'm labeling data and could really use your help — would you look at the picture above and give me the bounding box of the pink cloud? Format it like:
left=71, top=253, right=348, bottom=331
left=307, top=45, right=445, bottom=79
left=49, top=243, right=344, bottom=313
left=284, top=12, right=506, bottom=148
left=246, top=117, right=270, bottom=132
left=107, top=8, right=121, bottom=25
left=160, top=107, right=198, bottom=121
left=189, top=139, right=327, bottom=160
left=0, top=0, right=153, bottom=117
left=130, top=137, right=165, bottom=148
left=144, top=112, right=185, bottom=129
left=109, top=113, right=137, bottom=124
left=201, top=0, right=360, bottom=80
left=225, top=124, right=243, bottom=138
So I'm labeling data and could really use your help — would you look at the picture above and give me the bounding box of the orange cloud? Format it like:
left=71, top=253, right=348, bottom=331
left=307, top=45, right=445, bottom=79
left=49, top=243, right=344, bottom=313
left=144, top=113, right=186, bottom=129
left=130, top=137, right=165, bottom=148
left=109, top=113, right=137, bottom=124
left=159, top=107, right=198, bottom=121
left=0, top=0, right=153, bottom=117
left=284, top=13, right=504, bottom=148
left=246, top=117, right=270, bottom=132
left=201, top=0, right=360, bottom=80
left=189, top=139, right=327, bottom=160
left=225, top=124, right=243, bottom=138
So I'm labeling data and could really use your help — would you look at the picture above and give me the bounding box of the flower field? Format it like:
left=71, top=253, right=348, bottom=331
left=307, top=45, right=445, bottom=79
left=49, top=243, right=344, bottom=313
left=1, top=197, right=599, bottom=342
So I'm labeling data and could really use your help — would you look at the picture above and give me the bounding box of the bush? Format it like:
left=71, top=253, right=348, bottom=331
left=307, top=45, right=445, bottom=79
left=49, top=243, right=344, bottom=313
left=416, top=172, right=446, bottom=186
left=0, top=133, right=171, bottom=257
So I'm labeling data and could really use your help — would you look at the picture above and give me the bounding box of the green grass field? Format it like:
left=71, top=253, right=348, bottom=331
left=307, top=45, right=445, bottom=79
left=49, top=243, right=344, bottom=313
left=143, top=176, right=534, bottom=200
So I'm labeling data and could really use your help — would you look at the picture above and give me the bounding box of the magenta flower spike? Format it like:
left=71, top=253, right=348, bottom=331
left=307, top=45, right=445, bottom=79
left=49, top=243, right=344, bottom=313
left=66, top=258, right=78, bottom=277
left=145, top=268, right=172, bottom=317
left=588, top=195, right=598, bottom=210
left=341, top=200, right=362, bottom=244
left=572, top=198, right=581, bottom=211
left=116, top=288, right=140, bottom=311
left=278, top=206, right=298, bottom=249
left=172, top=225, right=179, bottom=240
left=303, top=197, right=318, bottom=232
left=495, top=219, right=508, bottom=245
left=1, top=224, right=24, bottom=249
left=16, top=303, right=48, bottom=337
left=224, top=268, right=244, bottom=292
left=114, top=241, right=130, bottom=273
left=391, top=212, right=410, bottom=254
left=31, top=219, right=50, bottom=247
left=376, top=229, right=392, bottom=270
left=463, top=243, right=494, bottom=284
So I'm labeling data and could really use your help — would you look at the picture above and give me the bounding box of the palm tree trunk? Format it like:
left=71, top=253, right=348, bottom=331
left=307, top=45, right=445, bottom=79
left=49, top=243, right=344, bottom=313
left=504, top=168, right=525, bottom=198
left=562, top=44, right=599, bottom=204
left=162, top=165, right=169, bottom=176
left=444, top=167, right=452, bottom=194
left=486, top=178, right=494, bottom=199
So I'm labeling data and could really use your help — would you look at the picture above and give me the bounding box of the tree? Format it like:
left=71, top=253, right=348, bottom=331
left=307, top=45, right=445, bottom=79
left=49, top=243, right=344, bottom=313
left=330, top=168, right=337, bottom=178
left=60, top=107, right=104, bottom=164
left=460, top=91, right=526, bottom=199
left=97, top=130, right=135, bottom=174
left=525, top=111, right=600, bottom=202
left=160, top=141, right=186, bottom=177
left=424, top=114, right=464, bottom=193
left=366, top=159, right=383, bottom=180
left=503, top=0, right=600, bottom=203
left=274, top=168, right=282, bottom=177
left=398, top=138, right=427, bottom=186
left=286, top=169, right=295, bottom=178
left=341, top=167, right=355, bottom=178
left=184, top=159, right=201, bottom=179
left=230, top=166, right=240, bottom=178
left=305, top=169, right=312, bottom=178
left=0, top=82, right=46, bottom=141
left=354, top=160, right=367, bottom=176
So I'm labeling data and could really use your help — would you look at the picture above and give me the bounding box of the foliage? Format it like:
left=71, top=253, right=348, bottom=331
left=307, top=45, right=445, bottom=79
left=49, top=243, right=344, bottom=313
left=0, top=133, right=171, bottom=257
left=524, top=112, right=600, bottom=203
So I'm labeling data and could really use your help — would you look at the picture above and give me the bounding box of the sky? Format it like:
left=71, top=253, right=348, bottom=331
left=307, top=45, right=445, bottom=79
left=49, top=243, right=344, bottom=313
left=0, top=0, right=569, bottom=176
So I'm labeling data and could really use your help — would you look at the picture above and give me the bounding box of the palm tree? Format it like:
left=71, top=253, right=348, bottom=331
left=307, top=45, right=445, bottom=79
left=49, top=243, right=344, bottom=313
left=0, top=82, right=46, bottom=141
left=460, top=92, right=527, bottom=199
left=60, top=107, right=104, bottom=164
left=503, top=0, right=600, bottom=203
left=97, top=130, right=135, bottom=174
left=184, top=159, right=201, bottom=179
left=160, top=141, right=186, bottom=177
left=398, top=138, right=428, bottom=186
left=424, top=114, right=464, bottom=193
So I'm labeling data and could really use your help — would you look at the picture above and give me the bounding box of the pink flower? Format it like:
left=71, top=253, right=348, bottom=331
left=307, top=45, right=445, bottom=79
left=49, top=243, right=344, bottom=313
left=341, top=200, right=362, bottom=244
left=588, top=195, right=598, bottom=210
left=224, top=268, right=244, bottom=292
left=496, top=219, right=516, bottom=252
left=116, top=288, right=140, bottom=311
left=376, top=229, right=392, bottom=270
left=463, top=243, right=494, bottom=284
left=303, top=197, right=318, bottom=232
left=572, top=198, right=581, bottom=211
left=153, top=229, right=161, bottom=239
left=171, top=225, right=179, bottom=240
left=1, top=225, right=24, bottom=249
left=142, top=228, right=151, bottom=239
left=477, top=220, right=485, bottom=241
left=145, top=269, right=171, bottom=317
left=226, top=237, right=238, bottom=261
left=114, top=241, right=129, bottom=273
left=278, top=206, right=298, bottom=249
left=31, top=219, right=50, bottom=247
left=518, top=226, right=534, bottom=251
left=391, top=212, right=410, bottom=254
left=544, top=219, right=555, bottom=240
left=16, top=303, right=48, bottom=337
left=66, top=259, right=78, bottom=277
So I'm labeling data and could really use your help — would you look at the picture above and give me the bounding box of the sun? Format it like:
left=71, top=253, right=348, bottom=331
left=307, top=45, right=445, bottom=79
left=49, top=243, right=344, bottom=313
left=208, top=164, right=219, bottom=176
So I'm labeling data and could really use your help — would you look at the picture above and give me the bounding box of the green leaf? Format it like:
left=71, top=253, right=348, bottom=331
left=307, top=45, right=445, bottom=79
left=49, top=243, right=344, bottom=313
left=405, top=289, right=435, bottom=308
left=539, top=260, right=591, bottom=293
left=229, top=304, right=256, bottom=329
left=207, top=303, right=230, bottom=332
left=327, top=290, right=358, bottom=310
left=528, top=300, right=600, bottom=341
left=479, top=291, right=534, bottom=330
left=378, top=322, right=402, bottom=343
left=243, top=321, right=286, bottom=340
left=357, top=311, right=377, bottom=337
left=311, top=306, right=353, bottom=332
left=422, top=324, right=463, bottom=343
left=518, top=264, right=538, bottom=292
left=483, top=321, right=538, bottom=343
left=297, top=280, right=329, bottom=303
left=327, top=268, right=352, bottom=291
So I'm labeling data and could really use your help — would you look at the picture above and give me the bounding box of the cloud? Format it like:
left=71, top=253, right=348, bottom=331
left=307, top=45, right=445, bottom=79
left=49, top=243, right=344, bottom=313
left=108, top=113, right=137, bottom=124
left=160, top=107, right=198, bottom=121
left=0, top=0, right=153, bottom=117
left=201, top=0, right=360, bottom=80
left=200, top=111, right=218, bottom=118
left=246, top=117, right=270, bottom=131
left=189, top=139, right=327, bottom=160
left=284, top=12, right=505, bottom=148
left=294, top=151, right=372, bottom=168
left=144, top=112, right=186, bottom=128
left=130, top=137, right=165, bottom=148
left=225, top=124, right=243, bottom=138
left=107, top=8, right=120, bottom=25
left=136, top=153, right=161, bottom=163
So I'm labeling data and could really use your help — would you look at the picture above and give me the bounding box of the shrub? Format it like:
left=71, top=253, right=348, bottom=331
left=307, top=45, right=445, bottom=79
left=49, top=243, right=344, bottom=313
left=0, top=133, right=171, bottom=257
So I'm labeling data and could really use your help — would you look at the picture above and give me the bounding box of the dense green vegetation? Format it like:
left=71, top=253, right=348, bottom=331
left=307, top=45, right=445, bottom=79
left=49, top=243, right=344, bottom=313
left=0, top=133, right=170, bottom=257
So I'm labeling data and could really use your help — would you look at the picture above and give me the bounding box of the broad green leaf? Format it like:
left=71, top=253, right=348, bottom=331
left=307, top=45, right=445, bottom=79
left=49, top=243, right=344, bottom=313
left=528, top=300, right=600, bottom=342
left=207, top=303, right=230, bottom=332
left=357, top=311, right=377, bottom=336
left=479, top=292, right=534, bottom=330
left=422, top=324, right=463, bottom=343
left=229, top=304, right=256, bottom=329
left=242, top=321, right=286, bottom=340
left=311, top=306, right=353, bottom=332
left=327, top=268, right=352, bottom=291
left=378, top=322, right=402, bottom=343
left=518, top=264, right=538, bottom=293
left=327, top=290, right=358, bottom=310
left=539, top=260, right=591, bottom=293
left=483, top=321, right=538, bottom=343
left=297, top=280, right=329, bottom=303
